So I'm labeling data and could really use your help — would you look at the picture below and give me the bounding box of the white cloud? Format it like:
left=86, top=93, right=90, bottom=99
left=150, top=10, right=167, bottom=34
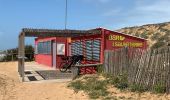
left=102, top=0, right=170, bottom=28
left=136, top=0, right=170, bottom=14
left=128, top=0, right=170, bottom=24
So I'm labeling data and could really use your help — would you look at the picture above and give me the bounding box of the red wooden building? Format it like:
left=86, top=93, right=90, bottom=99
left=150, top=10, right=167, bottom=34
left=34, top=28, right=147, bottom=72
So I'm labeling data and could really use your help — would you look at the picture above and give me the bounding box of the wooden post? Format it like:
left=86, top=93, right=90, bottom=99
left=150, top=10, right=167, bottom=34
left=18, top=34, right=22, bottom=76
left=11, top=51, right=13, bottom=61
left=100, top=29, right=105, bottom=64
left=21, top=33, right=25, bottom=82
left=18, top=32, right=25, bottom=82
left=18, top=35, right=20, bottom=73
left=71, top=67, right=79, bottom=80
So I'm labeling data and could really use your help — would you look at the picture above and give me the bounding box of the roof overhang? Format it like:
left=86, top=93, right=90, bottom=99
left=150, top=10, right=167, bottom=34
left=20, top=28, right=101, bottom=38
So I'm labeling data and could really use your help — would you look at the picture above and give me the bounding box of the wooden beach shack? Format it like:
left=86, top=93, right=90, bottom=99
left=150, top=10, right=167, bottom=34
left=18, top=28, right=147, bottom=81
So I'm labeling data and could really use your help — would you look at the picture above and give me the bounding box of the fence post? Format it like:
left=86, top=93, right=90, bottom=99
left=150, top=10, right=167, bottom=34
left=104, top=50, right=109, bottom=73
left=11, top=51, right=14, bottom=61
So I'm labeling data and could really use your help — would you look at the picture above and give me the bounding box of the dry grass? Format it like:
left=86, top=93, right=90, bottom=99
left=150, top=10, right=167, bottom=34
left=69, top=74, right=170, bottom=100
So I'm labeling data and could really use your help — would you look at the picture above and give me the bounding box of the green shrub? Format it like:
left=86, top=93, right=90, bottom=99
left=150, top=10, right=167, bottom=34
left=151, top=41, right=165, bottom=49
left=97, top=65, right=104, bottom=74
left=102, top=73, right=114, bottom=79
left=102, top=73, right=129, bottom=90
left=115, top=81, right=128, bottom=90
left=110, top=74, right=129, bottom=90
left=1, top=45, right=34, bottom=62
left=85, top=78, right=109, bottom=98
left=153, top=84, right=166, bottom=93
left=140, top=31, right=148, bottom=39
left=109, top=76, right=119, bottom=85
left=67, top=80, right=84, bottom=92
left=85, top=77, right=108, bottom=91
left=130, top=84, right=147, bottom=93
left=88, top=89, right=109, bottom=99
left=68, top=76, right=109, bottom=99
left=88, top=91, right=100, bottom=99
left=151, top=32, right=161, bottom=41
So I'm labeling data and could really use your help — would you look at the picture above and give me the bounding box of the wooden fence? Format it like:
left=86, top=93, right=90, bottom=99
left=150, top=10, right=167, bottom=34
left=104, top=47, right=170, bottom=93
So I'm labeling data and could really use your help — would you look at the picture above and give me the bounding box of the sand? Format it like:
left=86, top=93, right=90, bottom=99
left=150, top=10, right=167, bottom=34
left=0, top=62, right=88, bottom=100
left=107, top=86, right=170, bottom=100
left=0, top=62, right=170, bottom=100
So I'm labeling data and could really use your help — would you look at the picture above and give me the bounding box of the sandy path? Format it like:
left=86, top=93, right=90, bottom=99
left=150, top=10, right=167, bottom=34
left=1, top=62, right=170, bottom=100
left=0, top=62, right=88, bottom=100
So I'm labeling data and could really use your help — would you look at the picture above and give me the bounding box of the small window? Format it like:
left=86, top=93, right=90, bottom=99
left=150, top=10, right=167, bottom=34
left=37, top=41, right=51, bottom=54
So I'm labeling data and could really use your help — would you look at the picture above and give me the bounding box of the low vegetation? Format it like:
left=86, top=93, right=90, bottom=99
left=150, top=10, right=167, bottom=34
left=117, top=22, right=170, bottom=48
left=140, top=31, right=149, bottom=39
left=68, top=75, right=109, bottom=99
left=106, top=74, right=128, bottom=90
left=153, top=84, right=166, bottom=94
left=68, top=73, right=167, bottom=99
left=151, top=32, right=161, bottom=41
left=130, top=84, right=147, bottom=93
left=0, top=45, right=34, bottom=62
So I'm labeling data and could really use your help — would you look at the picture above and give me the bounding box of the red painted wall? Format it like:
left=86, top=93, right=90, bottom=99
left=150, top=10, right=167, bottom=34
left=102, top=29, right=147, bottom=50
left=35, top=37, right=68, bottom=68
left=55, top=37, right=68, bottom=68
left=34, top=28, right=147, bottom=73
left=35, top=54, right=52, bottom=67
left=72, top=28, right=147, bottom=64
left=35, top=37, right=56, bottom=67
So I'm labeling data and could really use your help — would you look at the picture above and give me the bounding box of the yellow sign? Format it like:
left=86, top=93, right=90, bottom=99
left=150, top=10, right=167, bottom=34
left=108, top=35, right=143, bottom=47
left=109, top=35, right=125, bottom=41
left=112, top=42, right=143, bottom=47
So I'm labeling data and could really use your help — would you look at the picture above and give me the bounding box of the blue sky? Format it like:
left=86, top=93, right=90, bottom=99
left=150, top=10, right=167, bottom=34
left=0, top=0, right=170, bottom=50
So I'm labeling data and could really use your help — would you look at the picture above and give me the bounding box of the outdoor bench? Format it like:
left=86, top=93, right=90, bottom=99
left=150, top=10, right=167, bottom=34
left=71, top=63, right=103, bottom=79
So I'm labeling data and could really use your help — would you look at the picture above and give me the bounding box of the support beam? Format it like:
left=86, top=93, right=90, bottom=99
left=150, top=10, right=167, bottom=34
left=21, top=33, right=25, bottom=82
left=18, top=32, right=25, bottom=82
left=18, top=35, right=21, bottom=75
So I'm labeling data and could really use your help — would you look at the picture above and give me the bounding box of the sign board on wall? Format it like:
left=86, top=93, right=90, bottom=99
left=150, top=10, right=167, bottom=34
left=57, top=43, right=65, bottom=55
left=108, top=35, right=143, bottom=48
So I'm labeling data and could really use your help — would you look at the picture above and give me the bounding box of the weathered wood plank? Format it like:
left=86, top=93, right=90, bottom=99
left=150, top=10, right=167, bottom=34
left=104, top=46, right=170, bottom=93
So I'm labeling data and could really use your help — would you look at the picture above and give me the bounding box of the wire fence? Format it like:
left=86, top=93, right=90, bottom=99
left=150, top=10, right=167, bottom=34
left=0, top=52, right=34, bottom=62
